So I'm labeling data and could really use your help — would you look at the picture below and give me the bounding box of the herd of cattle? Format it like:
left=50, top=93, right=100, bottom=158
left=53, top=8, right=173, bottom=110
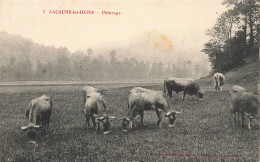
left=20, top=72, right=259, bottom=140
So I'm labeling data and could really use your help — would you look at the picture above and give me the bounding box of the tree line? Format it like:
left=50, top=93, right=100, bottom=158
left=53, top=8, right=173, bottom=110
left=0, top=32, right=208, bottom=81
left=202, top=0, right=259, bottom=73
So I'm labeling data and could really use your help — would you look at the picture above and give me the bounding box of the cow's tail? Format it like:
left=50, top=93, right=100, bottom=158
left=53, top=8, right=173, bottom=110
left=164, top=79, right=166, bottom=94
left=102, top=99, right=107, bottom=116
left=127, top=103, right=130, bottom=116
left=50, top=97, right=53, bottom=111
left=28, top=102, right=36, bottom=123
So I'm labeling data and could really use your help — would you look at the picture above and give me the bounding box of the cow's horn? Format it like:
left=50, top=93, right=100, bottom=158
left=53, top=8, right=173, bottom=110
left=109, top=116, right=117, bottom=119
left=173, top=111, right=181, bottom=114
left=97, top=116, right=105, bottom=120
left=21, top=125, right=29, bottom=131
left=165, top=111, right=171, bottom=116
left=21, top=125, right=41, bottom=131
left=103, top=131, right=111, bottom=135
left=33, top=125, right=41, bottom=129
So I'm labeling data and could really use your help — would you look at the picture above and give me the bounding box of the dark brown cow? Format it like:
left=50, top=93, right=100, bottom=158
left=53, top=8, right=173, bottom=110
left=164, top=77, right=204, bottom=101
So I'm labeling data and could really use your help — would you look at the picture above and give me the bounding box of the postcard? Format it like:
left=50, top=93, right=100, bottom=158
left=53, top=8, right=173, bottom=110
left=0, top=0, right=259, bottom=161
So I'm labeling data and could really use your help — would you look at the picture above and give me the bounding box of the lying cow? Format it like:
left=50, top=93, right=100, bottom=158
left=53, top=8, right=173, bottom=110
left=213, top=72, right=225, bottom=92
left=230, top=85, right=259, bottom=129
left=120, top=87, right=181, bottom=131
left=82, top=85, right=116, bottom=134
left=164, top=77, right=204, bottom=101
left=21, top=95, right=52, bottom=139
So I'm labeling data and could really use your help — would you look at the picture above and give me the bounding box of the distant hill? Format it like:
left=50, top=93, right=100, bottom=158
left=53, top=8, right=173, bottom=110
left=0, top=32, right=212, bottom=81
left=0, top=32, right=61, bottom=70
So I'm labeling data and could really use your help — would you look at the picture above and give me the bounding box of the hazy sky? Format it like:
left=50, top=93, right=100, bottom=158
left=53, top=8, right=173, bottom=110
left=0, top=0, right=226, bottom=58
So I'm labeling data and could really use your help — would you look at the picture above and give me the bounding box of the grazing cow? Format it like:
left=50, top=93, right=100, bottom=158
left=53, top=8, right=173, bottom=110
left=82, top=86, right=116, bottom=134
left=21, top=95, right=52, bottom=139
left=213, top=72, right=225, bottom=92
left=164, top=77, right=204, bottom=101
left=120, top=87, right=181, bottom=132
left=230, top=85, right=259, bottom=129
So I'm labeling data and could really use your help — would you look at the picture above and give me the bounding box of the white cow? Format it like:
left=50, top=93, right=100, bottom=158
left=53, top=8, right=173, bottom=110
left=120, top=87, right=181, bottom=132
left=213, top=72, right=225, bottom=92
left=82, top=86, right=116, bottom=134
left=21, top=95, right=52, bottom=139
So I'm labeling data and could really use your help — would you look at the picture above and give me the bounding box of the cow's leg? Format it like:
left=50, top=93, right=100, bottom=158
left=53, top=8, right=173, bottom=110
left=237, top=112, right=240, bottom=126
left=140, top=111, right=144, bottom=127
left=90, top=115, right=96, bottom=130
left=44, top=121, right=48, bottom=132
left=155, top=110, right=162, bottom=128
left=41, top=116, right=47, bottom=132
left=241, top=113, right=245, bottom=128
left=233, top=114, right=236, bottom=125
left=39, top=114, right=47, bottom=133
left=129, top=106, right=138, bottom=129
left=41, top=120, right=46, bottom=132
left=232, top=111, right=236, bottom=125
left=36, top=115, right=41, bottom=126
left=168, top=90, right=173, bottom=99
left=164, top=85, right=169, bottom=96
left=85, top=114, right=91, bottom=128
left=182, top=91, right=187, bottom=101
left=45, top=117, right=49, bottom=131
left=47, top=113, right=51, bottom=131
left=248, top=117, right=252, bottom=130
left=45, top=112, right=51, bottom=131
left=215, top=82, right=218, bottom=91
left=46, top=120, right=49, bottom=131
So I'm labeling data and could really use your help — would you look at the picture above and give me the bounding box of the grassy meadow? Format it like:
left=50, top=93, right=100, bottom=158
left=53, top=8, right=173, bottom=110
left=0, top=82, right=259, bottom=161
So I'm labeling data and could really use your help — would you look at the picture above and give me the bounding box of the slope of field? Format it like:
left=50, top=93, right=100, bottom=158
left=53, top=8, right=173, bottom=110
left=0, top=59, right=259, bottom=161
left=198, top=57, right=259, bottom=93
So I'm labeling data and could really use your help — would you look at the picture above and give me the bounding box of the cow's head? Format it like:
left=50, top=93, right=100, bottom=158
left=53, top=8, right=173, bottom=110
left=164, top=111, right=181, bottom=127
left=119, top=117, right=133, bottom=132
left=197, top=90, right=204, bottom=100
left=96, top=116, right=116, bottom=134
left=21, top=125, right=41, bottom=139
left=119, top=116, right=140, bottom=132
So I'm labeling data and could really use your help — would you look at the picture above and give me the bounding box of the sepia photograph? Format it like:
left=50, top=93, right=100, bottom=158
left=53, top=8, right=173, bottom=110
left=0, top=0, right=259, bottom=161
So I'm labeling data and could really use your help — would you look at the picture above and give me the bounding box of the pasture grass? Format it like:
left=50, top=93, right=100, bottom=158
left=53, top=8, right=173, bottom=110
left=0, top=83, right=259, bottom=161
